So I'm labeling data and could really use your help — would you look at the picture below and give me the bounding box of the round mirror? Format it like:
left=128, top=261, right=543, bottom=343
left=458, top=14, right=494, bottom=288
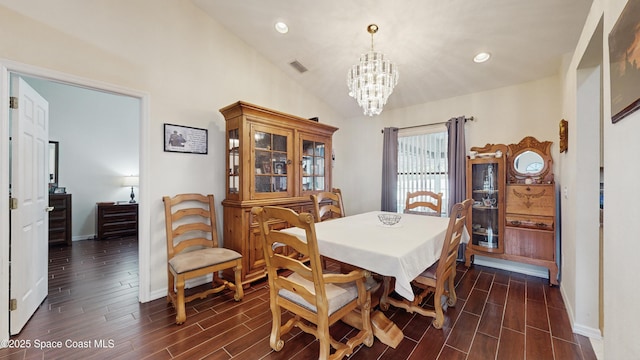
left=514, top=150, right=544, bottom=174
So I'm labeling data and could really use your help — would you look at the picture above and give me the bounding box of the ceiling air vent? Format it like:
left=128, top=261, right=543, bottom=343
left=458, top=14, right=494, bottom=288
left=289, top=60, right=308, bottom=74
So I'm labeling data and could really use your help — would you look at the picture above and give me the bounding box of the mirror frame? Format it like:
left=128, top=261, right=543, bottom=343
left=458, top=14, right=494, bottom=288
left=513, top=150, right=544, bottom=174
left=506, top=136, right=554, bottom=184
left=49, top=141, right=59, bottom=185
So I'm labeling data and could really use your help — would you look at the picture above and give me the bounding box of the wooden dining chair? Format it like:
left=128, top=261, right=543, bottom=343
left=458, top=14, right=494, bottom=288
left=404, top=190, right=443, bottom=216
left=311, top=188, right=346, bottom=269
left=163, top=193, right=243, bottom=324
left=382, top=198, right=472, bottom=329
left=252, top=205, right=375, bottom=360
left=311, top=188, right=346, bottom=222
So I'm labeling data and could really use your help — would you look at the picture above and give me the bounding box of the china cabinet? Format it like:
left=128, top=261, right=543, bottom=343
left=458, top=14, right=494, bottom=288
left=465, top=146, right=507, bottom=254
left=220, top=101, right=338, bottom=285
left=465, top=137, right=558, bottom=285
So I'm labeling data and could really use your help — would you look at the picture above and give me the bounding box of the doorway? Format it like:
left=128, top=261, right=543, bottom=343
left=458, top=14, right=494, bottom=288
left=575, top=17, right=604, bottom=337
left=0, top=61, right=151, bottom=340
left=22, top=76, right=140, bottom=240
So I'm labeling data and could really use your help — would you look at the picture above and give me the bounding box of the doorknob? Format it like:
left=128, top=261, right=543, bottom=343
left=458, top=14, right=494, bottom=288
left=45, top=206, right=54, bottom=212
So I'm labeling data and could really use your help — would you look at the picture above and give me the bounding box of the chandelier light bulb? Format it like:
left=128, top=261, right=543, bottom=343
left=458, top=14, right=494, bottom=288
left=347, top=24, right=399, bottom=116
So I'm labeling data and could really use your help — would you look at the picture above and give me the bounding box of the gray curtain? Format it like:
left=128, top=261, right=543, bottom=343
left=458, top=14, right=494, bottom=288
left=446, top=117, right=467, bottom=260
left=381, top=127, right=399, bottom=212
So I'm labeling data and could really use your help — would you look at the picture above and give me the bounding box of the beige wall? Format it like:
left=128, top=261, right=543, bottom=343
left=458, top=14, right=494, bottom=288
left=562, top=0, right=640, bottom=357
left=3, top=1, right=639, bottom=357
left=335, top=76, right=562, bottom=216
left=0, top=0, right=342, bottom=310
left=602, top=0, right=639, bottom=357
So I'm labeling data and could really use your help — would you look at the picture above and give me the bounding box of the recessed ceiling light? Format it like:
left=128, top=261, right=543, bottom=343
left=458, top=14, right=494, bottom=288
left=274, top=22, right=289, bottom=34
left=473, top=52, right=491, bottom=63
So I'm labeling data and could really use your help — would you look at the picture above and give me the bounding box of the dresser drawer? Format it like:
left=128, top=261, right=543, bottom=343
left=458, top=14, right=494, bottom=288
left=506, top=184, right=554, bottom=216
left=96, top=203, right=138, bottom=240
left=505, top=214, right=554, bottom=231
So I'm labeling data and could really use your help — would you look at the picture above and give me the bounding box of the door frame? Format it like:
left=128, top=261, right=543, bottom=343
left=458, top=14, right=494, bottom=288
left=0, top=59, right=151, bottom=341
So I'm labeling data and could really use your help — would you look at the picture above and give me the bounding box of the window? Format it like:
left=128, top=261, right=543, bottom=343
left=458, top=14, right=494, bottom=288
left=397, top=126, right=448, bottom=215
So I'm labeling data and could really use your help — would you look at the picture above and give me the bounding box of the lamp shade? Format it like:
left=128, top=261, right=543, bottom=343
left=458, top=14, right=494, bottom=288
left=122, top=176, right=139, bottom=187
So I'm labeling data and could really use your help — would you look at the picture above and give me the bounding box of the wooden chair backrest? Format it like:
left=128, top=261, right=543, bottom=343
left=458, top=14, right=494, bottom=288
left=163, top=193, right=218, bottom=261
left=404, top=190, right=443, bottom=216
left=435, top=199, right=472, bottom=281
left=253, top=206, right=329, bottom=315
left=311, top=188, right=345, bottom=222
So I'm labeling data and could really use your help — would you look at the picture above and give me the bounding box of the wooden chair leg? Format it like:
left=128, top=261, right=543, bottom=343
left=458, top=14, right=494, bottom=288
left=317, top=320, right=331, bottom=360
left=361, top=292, right=374, bottom=347
left=175, top=276, right=186, bottom=325
left=447, top=274, right=457, bottom=307
left=432, top=286, right=445, bottom=329
left=269, top=306, right=284, bottom=351
left=233, top=263, right=244, bottom=301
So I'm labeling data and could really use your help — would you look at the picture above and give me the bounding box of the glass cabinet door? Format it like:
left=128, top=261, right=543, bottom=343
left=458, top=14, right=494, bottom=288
left=228, top=129, right=240, bottom=195
left=251, top=125, right=292, bottom=199
left=469, top=161, right=502, bottom=251
left=301, top=139, right=326, bottom=193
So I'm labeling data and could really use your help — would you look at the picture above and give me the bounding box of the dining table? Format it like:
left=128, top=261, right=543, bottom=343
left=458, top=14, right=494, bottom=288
left=281, top=210, right=469, bottom=347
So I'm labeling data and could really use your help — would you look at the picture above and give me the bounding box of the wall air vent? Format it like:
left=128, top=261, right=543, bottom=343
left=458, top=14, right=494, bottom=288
left=289, top=60, right=308, bottom=74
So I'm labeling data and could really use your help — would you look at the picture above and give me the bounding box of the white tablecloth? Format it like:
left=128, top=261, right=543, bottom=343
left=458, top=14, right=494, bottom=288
left=281, top=211, right=469, bottom=301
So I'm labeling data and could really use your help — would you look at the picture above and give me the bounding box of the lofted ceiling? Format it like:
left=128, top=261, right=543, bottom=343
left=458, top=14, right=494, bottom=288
left=193, top=0, right=593, bottom=118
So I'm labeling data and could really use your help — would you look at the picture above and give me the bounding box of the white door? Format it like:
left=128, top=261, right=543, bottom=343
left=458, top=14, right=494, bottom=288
left=9, top=76, right=49, bottom=335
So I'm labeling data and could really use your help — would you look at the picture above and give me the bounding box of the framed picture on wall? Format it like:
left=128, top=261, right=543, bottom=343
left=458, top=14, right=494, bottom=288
left=163, top=123, right=208, bottom=154
left=609, top=0, right=640, bottom=123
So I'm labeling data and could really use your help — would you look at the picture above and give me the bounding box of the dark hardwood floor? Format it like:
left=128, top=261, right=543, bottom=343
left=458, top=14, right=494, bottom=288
left=1, top=238, right=597, bottom=359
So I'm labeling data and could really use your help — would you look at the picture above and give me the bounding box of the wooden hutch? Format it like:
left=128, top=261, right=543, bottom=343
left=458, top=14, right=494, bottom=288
left=220, top=101, right=338, bottom=285
left=465, top=136, right=558, bottom=285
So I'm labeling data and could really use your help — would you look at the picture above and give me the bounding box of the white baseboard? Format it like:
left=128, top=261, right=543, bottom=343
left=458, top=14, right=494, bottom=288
left=573, top=323, right=602, bottom=339
left=148, top=288, right=166, bottom=302
left=560, top=280, right=603, bottom=341
left=472, top=255, right=550, bottom=279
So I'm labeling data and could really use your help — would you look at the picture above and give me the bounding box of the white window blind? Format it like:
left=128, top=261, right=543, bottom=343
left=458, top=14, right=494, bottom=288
left=397, top=125, right=448, bottom=215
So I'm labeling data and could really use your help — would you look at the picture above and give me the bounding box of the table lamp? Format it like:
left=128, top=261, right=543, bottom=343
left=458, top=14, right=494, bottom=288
left=122, top=175, right=139, bottom=203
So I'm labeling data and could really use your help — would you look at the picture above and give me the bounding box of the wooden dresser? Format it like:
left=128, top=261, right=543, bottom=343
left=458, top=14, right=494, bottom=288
left=96, top=202, right=138, bottom=240
left=220, top=101, right=338, bottom=285
left=504, top=183, right=557, bottom=281
left=49, top=194, right=72, bottom=246
left=465, top=137, right=558, bottom=285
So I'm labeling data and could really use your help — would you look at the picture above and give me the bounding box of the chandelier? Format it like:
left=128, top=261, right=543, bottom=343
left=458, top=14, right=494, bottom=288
left=347, top=24, right=399, bottom=116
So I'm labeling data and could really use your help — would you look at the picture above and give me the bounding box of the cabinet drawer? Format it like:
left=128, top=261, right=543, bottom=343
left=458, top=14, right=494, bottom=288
left=96, top=203, right=138, bottom=240
left=504, top=227, right=555, bottom=261
left=101, top=211, right=137, bottom=223
left=505, top=214, right=554, bottom=231
left=49, top=199, right=67, bottom=209
left=506, top=184, right=554, bottom=216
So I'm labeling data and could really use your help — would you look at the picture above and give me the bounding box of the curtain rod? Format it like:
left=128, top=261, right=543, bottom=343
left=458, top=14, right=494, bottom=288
left=381, top=116, right=474, bottom=133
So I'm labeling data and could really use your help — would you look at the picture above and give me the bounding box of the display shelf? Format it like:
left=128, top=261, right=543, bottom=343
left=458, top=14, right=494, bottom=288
left=220, top=101, right=338, bottom=285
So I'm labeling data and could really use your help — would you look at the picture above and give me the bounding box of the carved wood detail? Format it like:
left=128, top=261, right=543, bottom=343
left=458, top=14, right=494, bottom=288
left=470, top=143, right=508, bottom=156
